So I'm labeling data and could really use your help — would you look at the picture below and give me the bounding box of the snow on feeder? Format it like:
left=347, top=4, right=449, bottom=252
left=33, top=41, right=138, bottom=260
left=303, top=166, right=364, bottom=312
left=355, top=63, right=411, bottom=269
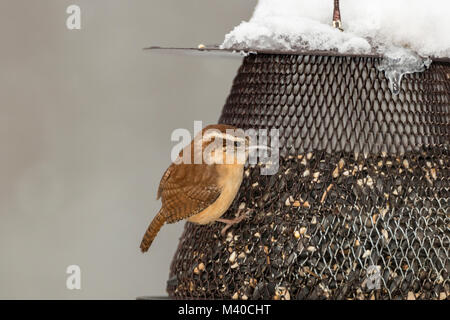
left=147, top=0, right=449, bottom=300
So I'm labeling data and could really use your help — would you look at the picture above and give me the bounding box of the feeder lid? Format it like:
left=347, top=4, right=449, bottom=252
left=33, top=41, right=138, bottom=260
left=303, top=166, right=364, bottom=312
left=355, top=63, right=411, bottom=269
left=144, top=45, right=450, bottom=63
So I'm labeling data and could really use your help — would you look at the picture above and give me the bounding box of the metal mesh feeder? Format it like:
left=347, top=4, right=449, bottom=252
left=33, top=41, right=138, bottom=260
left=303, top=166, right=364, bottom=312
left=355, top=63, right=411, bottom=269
left=154, top=50, right=449, bottom=300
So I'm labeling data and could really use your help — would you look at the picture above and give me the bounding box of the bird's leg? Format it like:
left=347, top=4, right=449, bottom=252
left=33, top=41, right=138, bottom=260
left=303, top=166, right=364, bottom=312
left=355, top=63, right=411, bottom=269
left=216, top=209, right=252, bottom=236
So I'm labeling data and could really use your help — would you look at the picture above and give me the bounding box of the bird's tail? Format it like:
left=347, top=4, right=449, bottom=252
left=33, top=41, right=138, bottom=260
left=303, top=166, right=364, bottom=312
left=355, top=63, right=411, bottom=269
left=140, top=210, right=165, bottom=253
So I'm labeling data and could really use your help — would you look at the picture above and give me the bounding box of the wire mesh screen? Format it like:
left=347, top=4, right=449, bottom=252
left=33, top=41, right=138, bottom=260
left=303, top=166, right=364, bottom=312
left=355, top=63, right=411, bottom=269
left=167, top=54, right=449, bottom=300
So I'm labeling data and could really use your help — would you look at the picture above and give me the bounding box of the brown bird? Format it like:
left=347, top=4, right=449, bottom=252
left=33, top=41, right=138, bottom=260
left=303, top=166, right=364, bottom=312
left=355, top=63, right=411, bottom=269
left=140, top=124, right=252, bottom=253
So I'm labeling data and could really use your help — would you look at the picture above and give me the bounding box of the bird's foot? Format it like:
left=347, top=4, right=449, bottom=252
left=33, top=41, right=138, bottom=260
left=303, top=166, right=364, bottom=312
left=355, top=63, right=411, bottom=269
left=217, top=209, right=252, bottom=237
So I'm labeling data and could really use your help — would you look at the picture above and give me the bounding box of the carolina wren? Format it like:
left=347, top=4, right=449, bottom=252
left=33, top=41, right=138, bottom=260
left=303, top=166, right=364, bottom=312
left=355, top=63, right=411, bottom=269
left=140, top=124, right=251, bottom=253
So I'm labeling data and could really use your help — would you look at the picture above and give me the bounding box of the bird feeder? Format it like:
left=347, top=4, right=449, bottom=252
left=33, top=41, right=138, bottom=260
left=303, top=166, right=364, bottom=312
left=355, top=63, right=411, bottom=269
left=146, top=3, right=449, bottom=300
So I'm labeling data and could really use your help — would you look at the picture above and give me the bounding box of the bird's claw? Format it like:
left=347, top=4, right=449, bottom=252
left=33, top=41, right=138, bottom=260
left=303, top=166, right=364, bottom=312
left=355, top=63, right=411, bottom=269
left=217, top=209, right=252, bottom=237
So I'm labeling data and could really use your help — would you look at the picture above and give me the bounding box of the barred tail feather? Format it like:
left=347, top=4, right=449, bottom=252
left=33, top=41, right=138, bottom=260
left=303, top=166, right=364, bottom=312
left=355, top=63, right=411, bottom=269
left=140, top=210, right=165, bottom=253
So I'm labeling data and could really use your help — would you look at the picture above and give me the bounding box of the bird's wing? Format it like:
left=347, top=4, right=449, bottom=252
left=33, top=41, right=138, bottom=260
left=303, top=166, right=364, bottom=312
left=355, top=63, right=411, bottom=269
left=158, top=163, right=222, bottom=223
left=157, top=166, right=172, bottom=200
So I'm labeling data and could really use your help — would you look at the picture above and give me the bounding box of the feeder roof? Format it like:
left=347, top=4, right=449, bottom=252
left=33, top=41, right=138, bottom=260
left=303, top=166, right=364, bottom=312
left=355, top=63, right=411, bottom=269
left=144, top=45, right=450, bottom=63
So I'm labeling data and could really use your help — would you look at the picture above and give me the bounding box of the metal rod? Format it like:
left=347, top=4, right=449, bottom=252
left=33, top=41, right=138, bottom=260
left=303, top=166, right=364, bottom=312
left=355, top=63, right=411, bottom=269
left=332, top=0, right=343, bottom=31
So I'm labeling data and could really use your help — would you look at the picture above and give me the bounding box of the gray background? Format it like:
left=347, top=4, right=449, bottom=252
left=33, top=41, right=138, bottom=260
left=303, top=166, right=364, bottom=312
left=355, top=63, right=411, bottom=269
left=0, top=0, right=256, bottom=299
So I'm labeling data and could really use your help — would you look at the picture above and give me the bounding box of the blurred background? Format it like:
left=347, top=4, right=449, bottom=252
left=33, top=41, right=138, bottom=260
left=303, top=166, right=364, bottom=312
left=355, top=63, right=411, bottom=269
left=0, top=0, right=256, bottom=299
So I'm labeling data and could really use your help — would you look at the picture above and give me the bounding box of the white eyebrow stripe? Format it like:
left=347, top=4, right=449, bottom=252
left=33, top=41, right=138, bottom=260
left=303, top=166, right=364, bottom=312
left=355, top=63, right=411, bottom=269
left=202, top=131, right=246, bottom=142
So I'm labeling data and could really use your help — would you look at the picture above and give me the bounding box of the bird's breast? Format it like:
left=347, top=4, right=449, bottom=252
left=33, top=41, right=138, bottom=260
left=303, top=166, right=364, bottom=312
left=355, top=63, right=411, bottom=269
left=187, top=164, right=244, bottom=225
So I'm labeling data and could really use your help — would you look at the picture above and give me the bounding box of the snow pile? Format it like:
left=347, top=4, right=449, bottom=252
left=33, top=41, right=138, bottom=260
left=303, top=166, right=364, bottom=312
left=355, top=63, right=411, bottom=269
left=221, top=0, right=450, bottom=58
